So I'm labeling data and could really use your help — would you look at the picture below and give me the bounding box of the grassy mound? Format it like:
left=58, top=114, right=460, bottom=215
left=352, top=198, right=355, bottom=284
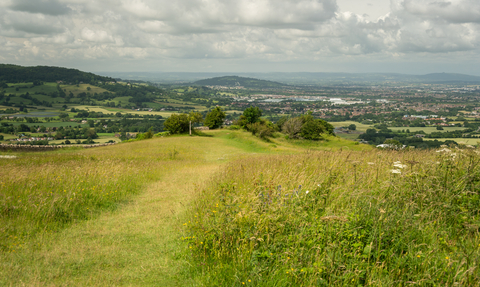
left=185, top=148, right=480, bottom=286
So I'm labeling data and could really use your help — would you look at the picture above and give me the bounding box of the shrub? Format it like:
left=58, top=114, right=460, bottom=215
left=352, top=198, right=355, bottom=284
left=282, top=117, right=303, bottom=139
left=204, top=107, right=226, bottom=129
left=164, top=113, right=189, bottom=134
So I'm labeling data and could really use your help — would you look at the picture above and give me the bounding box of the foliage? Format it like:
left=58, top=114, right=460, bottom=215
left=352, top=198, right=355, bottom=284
left=243, top=106, right=263, bottom=125
left=185, top=149, right=480, bottom=286
left=282, top=114, right=334, bottom=140
left=163, top=113, right=189, bottom=134
left=282, top=117, right=303, bottom=139
left=204, top=107, right=226, bottom=129
left=300, top=118, right=326, bottom=140
left=246, top=121, right=275, bottom=140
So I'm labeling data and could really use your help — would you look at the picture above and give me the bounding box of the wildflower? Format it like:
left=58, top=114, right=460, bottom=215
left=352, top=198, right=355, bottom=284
left=436, top=148, right=451, bottom=153
left=393, top=161, right=407, bottom=169
left=367, top=162, right=375, bottom=165
left=305, top=190, right=309, bottom=195
left=390, top=169, right=401, bottom=174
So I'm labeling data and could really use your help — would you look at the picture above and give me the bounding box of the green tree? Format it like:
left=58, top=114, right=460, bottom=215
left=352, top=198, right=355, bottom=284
left=164, top=113, right=189, bottom=134
left=204, top=107, right=226, bottom=129
left=243, top=106, right=262, bottom=125
left=300, top=119, right=326, bottom=140
left=348, top=124, right=356, bottom=131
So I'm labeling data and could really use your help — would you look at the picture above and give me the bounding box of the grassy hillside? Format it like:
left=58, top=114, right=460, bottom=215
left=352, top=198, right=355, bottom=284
left=1, top=130, right=479, bottom=286
left=0, top=64, right=114, bottom=84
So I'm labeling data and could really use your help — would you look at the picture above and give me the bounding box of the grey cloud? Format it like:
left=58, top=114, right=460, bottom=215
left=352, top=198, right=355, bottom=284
left=0, top=12, right=66, bottom=35
left=10, top=0, right=71, bottom=16
left=402, top=0, right=480, bottom=23
left=1, top=0, right=479, bottom=72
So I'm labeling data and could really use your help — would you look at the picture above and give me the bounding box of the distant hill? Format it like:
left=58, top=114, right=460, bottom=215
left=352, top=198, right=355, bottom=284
left=193, top=76, right=287, bottom=88
left=418, top=73, right=480, bottom=83
left=0, top=64, right=115, bottom=84
left=102, top=72, right=480, bottom=86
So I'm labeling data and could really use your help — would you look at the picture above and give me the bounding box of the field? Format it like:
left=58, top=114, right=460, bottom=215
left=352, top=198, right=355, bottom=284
left=330, top=121, right=373, bottom=132
left=424, top=138, right=480, bottom=145
left=389, top=126, right=467, bottom=133
left=1, top=130, right=478, bottom=285
left=74, top=105, right=176, bottom=117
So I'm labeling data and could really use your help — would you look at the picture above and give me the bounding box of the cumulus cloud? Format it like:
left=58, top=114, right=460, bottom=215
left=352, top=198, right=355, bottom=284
left=402, top=0, right=480, bottom=23
left=81, top=28, right=114, bottom=43
left=0, top=0, right=479, bottom=72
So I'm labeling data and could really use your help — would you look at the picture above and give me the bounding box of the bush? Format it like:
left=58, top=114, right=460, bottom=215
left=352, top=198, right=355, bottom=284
left=300, top=118, right=326, bottom=140
left=164, top=113, right=189, bottom=134
left=227, top=125, right=241, bottom=130
left=204, top=107, right=226, bottom=129
left=282, top=117, right=303, bottom=139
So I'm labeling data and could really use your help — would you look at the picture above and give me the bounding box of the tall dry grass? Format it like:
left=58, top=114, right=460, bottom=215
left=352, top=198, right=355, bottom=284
left=185, top=148, right=480, bottom=286
left=0, top=137, right=201, bottom=253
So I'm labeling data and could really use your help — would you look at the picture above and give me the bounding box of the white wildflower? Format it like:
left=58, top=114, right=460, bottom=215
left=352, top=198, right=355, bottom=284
left=390, top=169, right=401, bottom=174
left=436, top=148, right=451, bottom=153
left=367, top=162, right=375, bottom=165
left=0, top=155, right=17, bottom=159
left=306, top=190, right=309, bottom=195
left=393, top=162, right=407, bottom=169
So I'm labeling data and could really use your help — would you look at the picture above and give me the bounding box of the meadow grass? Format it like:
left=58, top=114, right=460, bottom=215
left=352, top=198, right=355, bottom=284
left=2, top=130, right=479, bottom=285
left=0, top=132, right=279, bottom=285
left=185, top=147, right=480, bottom=286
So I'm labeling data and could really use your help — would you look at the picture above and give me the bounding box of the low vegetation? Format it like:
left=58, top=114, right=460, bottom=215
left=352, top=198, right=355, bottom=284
left=185, top=147, right=480, bottom=286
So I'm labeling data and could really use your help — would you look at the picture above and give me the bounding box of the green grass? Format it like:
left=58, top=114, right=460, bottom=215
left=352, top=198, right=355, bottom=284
left=331, top=121, right=373, bottom=132
left=1, top=131, right=479, bottom=286
left=336, top=133, right=360, bottom=141
left=185, top=148, right=480, bottom=286
left=62, top=84, right=111, bottom=97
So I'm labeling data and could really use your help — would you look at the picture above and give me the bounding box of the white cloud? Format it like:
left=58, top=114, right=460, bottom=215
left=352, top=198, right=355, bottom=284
left=0, top=0, right=479, bottom=73
left=81, top=27, right=114, bottom=43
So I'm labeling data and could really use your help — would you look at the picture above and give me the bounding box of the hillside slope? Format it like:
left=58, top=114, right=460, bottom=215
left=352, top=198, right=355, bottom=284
left=0, top=64, right=115, bottom=84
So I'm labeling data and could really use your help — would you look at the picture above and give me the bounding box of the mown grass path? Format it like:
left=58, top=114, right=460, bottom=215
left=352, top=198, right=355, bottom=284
left=1, top=136, right=234, bottom=286
left=23, top=163, right=218, bottom=286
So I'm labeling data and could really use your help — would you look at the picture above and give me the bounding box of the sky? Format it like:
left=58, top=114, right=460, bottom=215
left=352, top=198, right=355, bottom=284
left=1, top=0, right=480, bottom=75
